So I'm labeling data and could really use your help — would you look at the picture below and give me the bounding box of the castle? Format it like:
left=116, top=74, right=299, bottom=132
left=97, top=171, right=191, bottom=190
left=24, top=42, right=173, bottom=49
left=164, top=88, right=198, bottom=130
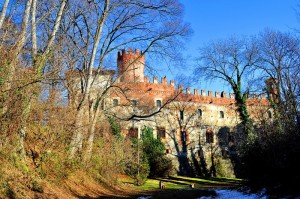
left=69, top=48, right=271, bottom=177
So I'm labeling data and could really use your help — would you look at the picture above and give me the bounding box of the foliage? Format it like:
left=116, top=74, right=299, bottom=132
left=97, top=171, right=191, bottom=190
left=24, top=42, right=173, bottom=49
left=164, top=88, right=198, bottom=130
left=141, top=126, right=173, bottom=177
left=125, top=138, right=150, bottom=186
left=108, top=116, right=122, bottom=139
left=230, top=30, right=300, bottom=197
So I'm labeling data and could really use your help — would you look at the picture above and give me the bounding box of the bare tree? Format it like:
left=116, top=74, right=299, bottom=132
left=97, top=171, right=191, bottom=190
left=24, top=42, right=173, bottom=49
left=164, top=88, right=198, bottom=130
left=256, top=29, right=300, bottom=128
left=195, top=37, right=260, bottom=139
left=0, top=0, right=9, bottom=30
left=0, top=0, right=68, bottom=161
left=63, top=0, right=190, bottom=159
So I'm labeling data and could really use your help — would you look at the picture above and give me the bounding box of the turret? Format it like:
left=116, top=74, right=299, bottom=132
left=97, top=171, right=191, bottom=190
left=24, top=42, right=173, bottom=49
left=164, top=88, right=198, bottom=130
left=117, top=48, right=145, bottom=83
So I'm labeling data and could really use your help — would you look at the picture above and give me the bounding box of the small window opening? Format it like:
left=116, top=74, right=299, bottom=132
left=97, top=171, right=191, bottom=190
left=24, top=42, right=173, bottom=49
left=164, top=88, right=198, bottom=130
left=128, top=127, right=138, bottom=138
left=157, top=127, right=166, bottom=138
left=180, top=110, right=184, bottom=120
left=220, top=111, right=224, bottom=119
left=198, top=109, right=202, bottom=117
left=206, top=128, right=214, bottom=143
left=156, top=99, right=162, bottom=108
left=113, top=99, right=118, bottom=107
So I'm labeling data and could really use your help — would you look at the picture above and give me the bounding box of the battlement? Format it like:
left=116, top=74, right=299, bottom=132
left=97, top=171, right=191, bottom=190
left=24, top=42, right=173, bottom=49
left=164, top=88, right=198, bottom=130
left=117, top=48, right=145, bottom=61
left=115, top=48, right=268, bottom=106
left=143, top=76, right=176, bottom=87
left=178, top=85, right=267, bottom=100
left=118, top=74, right=268, bottom=105
left=117, top=48, right=145, bottom=83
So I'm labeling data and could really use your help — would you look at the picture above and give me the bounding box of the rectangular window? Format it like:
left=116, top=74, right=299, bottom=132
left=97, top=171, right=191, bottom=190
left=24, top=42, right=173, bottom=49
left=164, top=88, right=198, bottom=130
left=180, top=110, right=184, bottom=120
left=198, top=109, right=202, bottom=117
left=157, top=127, right=166, bottom=138
left=128, top=127, right=138, bottom=138
left=220, top=111, right=224, bottom=118
left=113, top=99, right=118, bottom=107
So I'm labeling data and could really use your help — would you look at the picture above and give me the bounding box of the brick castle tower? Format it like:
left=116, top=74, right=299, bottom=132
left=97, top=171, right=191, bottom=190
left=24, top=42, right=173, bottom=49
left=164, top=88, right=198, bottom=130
left=117, top=48, right=145, bottom=83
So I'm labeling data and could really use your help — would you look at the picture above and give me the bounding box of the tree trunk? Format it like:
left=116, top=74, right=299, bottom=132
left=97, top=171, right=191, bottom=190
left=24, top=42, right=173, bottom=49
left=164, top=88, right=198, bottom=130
left=31, top=0, right=37, bottom=63
left=0, top=0, right=9, bottom=30
left=69, top=0, right=110, bottom=159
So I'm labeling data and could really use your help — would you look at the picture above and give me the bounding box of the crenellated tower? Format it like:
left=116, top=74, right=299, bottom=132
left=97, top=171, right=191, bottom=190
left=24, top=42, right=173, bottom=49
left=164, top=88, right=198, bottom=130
left=117, top=48, right=145, bottom=83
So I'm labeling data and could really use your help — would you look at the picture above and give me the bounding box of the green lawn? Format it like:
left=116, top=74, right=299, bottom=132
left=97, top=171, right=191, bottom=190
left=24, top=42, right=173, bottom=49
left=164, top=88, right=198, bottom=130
left=136, top=176, right=243, bottom=191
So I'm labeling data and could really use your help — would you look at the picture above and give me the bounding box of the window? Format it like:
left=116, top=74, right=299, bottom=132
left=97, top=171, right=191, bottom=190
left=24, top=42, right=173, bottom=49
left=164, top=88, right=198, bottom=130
left=113, top=99, right=118, bottom=107
left=131, top=99, right=137, bottom=106
left=180, top=110, right=184, bottom=120
left=166, top=149, right=170, bottom=154
left=206, top=128, right=214, bottom=143
left=156, top=99, right=162, bottom=108
left=219, top=111, right=224, bottom=119
left=157, top=127, right=166, bottom=138
left=198, top=109, right=202, bottom=117
left=128, top=127, right=138, bottom=138
left=267, top=110, right=272, bottom=118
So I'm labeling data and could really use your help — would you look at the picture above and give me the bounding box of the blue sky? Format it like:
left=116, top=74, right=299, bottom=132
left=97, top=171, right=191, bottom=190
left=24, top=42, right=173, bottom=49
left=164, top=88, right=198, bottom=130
left=168, top=0, right=300, bottom=93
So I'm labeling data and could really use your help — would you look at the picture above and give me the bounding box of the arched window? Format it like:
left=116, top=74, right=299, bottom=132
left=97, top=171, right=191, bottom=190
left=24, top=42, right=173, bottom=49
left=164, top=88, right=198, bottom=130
left=198, top=109, right=202, bottom=117
left=206, top=128, right=214, bottom=143
left=220, top=111, right=224, bottom=119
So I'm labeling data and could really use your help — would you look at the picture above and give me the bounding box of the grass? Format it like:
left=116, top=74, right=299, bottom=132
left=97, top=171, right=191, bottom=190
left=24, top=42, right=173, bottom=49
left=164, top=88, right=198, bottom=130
left=122, top=175, right=243, bottom=191
left=137, top=179, right=189, bottom=191
left=119, top=175, right=244, bottom=199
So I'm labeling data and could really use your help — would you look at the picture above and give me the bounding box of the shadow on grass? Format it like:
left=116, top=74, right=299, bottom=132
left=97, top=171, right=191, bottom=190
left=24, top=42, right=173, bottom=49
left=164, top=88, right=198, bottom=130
left=168, top=176, right=243, bottom=186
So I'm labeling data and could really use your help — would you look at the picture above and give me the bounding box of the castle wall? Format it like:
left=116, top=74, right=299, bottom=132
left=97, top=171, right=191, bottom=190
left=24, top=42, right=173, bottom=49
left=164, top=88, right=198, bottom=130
left=68, top=48, right=271, bottom=177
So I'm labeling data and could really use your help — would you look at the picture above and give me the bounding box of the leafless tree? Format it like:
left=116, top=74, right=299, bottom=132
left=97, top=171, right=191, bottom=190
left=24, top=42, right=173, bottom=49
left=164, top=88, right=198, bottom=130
left=256, top=29, right=300, bottom=128
left=195, top=37, right=260, bottom=139
left=62, top=0, right=191, bottom=159
left=0, top=0, right=9, bottom=30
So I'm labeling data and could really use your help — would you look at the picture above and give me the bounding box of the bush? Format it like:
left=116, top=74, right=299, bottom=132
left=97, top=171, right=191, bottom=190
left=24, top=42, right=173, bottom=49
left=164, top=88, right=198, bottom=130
left=141, top=126, right=173, bottom=178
